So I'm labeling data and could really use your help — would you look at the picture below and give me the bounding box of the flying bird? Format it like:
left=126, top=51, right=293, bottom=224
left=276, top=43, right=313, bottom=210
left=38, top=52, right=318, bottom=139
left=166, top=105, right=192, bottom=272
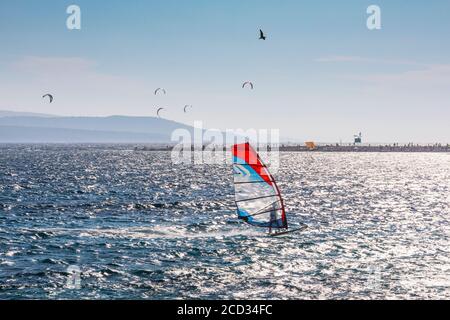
left=42, top=94, right=53, bottom=103
left=259, top=29, right=266, bottom=40
left=157, top=107, right=164, bottom=117
left=184, top=105, right=192, bottom=113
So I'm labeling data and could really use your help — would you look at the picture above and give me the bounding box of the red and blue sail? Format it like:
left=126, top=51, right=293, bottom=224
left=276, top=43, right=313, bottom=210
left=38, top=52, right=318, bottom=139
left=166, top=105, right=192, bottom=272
left=232, top=143, right=288, bottom=229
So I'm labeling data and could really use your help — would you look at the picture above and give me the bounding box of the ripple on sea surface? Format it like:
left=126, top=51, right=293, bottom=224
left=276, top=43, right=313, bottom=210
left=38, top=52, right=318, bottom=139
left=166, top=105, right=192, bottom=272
left=0, top=147, right=449, bottom=299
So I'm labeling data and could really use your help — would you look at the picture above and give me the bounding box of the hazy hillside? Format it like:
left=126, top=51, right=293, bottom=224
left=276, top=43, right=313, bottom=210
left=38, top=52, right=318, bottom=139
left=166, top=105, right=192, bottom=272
left=0, top=110, right=58, bottom=118
left=0, top=113, right=194, bottom=143
left=0, top=125, right=171, bottom=143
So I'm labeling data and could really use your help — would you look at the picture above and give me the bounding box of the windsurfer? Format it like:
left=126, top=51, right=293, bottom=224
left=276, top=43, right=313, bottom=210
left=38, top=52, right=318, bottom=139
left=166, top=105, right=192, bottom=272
left=268, top=209, right=277, bottom=234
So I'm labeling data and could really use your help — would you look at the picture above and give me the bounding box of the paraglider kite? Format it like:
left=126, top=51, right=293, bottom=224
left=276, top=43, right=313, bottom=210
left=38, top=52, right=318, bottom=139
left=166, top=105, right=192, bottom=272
left=154, top=88, right=166, bottom=96
left=42, top=94, right=53, bottom=103
left=242, top=82, right=254, bottom=90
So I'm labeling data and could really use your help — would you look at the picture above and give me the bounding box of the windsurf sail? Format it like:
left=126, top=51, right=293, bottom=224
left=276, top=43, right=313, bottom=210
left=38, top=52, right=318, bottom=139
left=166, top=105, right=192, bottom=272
left=232, top=143, right=288, bottom=230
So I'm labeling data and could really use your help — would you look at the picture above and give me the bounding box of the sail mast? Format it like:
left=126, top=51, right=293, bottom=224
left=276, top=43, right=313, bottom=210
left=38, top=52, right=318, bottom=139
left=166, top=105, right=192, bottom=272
left=265, top=162, right=288, bottom=229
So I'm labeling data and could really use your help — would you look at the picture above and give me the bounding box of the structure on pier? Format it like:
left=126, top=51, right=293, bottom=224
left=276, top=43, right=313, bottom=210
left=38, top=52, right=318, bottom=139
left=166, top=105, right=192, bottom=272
left=354, top=132, right=362, bottom=144
left=305, top=141, right=317, bottom=150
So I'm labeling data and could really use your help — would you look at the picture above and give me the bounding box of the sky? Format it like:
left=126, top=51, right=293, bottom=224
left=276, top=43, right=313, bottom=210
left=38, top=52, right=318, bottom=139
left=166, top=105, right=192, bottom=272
left=0, top=0, right=449, bottom=143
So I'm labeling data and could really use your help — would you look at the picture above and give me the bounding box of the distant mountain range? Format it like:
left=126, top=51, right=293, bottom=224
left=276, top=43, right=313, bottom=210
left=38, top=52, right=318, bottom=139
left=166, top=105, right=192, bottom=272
left=0, top=110, right=59, bottom=118
left=0, top=110, right=193, bottom=143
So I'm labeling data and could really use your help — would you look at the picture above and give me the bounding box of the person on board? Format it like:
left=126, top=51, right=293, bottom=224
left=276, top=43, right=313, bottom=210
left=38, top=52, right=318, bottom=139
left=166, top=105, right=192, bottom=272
left=268, top=208, right=277, bottom=234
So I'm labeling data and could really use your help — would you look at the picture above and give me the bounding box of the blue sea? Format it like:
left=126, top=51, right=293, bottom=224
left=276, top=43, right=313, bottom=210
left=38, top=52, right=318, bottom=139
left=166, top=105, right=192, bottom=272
left=1, top=145, right=449, bottom=299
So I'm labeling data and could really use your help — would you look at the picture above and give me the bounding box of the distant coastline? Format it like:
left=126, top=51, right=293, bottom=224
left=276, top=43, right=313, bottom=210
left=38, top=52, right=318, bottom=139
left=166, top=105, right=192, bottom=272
left=134, top=143, right=450, bottom=153
left=1, top=142, right=448, bottom=153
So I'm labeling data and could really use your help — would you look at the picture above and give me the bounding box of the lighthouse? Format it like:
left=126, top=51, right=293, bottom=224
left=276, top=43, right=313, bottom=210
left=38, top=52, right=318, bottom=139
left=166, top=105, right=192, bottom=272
left=354, top=132, right=362, bottom=144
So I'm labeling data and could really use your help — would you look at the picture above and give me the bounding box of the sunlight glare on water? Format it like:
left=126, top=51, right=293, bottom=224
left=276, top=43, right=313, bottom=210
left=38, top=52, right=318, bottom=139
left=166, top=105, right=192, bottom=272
left=0, top=146, right=449, bottom=299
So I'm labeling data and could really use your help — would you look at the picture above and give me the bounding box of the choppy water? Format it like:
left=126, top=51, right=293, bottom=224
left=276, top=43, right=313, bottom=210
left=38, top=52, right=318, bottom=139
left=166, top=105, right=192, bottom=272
left=1, top=145, right=449, bottom=299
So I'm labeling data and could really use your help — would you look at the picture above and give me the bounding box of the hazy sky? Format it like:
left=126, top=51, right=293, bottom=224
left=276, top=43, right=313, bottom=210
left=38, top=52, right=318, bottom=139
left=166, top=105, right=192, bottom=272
left=1, top=0, right=449, bottom=142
